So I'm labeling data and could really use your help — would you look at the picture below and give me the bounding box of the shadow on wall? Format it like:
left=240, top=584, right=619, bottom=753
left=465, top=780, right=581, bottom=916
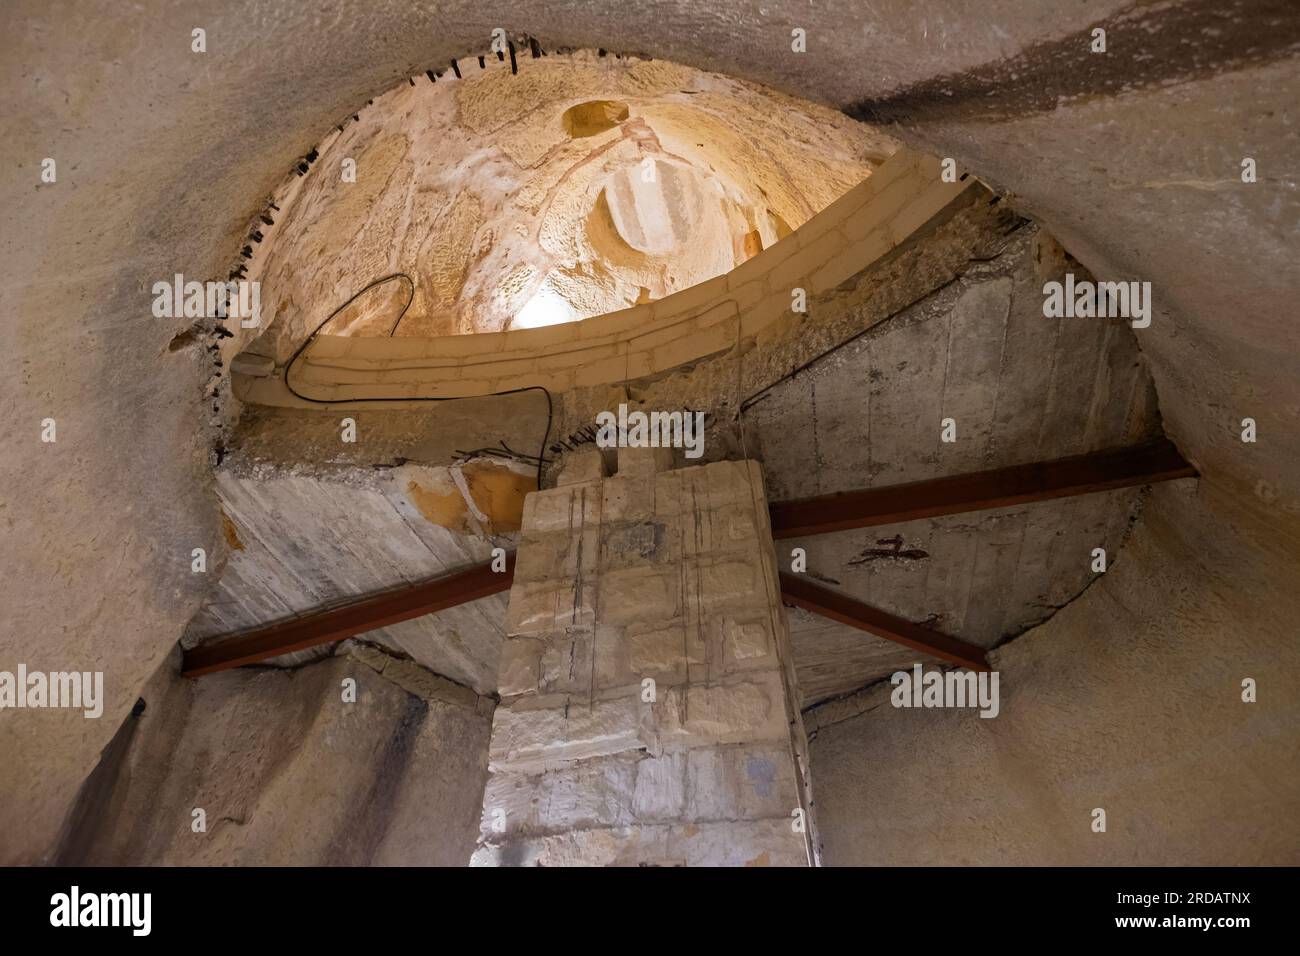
left=51, top=650, right=494, bottom=866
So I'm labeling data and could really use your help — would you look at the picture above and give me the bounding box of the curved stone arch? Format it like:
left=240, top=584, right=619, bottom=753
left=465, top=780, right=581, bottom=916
left=234, top=147, right=972, bottom=408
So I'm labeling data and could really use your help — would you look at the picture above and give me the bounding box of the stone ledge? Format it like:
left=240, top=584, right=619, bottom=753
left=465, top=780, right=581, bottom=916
left=343, top=640, right=493, bottom=716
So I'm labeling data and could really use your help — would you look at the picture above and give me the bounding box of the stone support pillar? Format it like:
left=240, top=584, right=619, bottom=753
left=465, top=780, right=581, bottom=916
left=473, top=447, right=817, bottom=866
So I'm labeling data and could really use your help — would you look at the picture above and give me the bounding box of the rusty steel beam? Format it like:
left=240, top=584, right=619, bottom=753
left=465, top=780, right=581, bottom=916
left=768, top=438, right=1196, bottom=539
left=779, top=572, right=990, bottom=671
left=184, top=440, right=1193, bottom=678
left=181, top=553, right=514, bottom=678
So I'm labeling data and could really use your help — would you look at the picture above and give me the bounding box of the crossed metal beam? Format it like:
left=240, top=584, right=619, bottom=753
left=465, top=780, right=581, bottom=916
left=181, top=438, right=1195, bottom=678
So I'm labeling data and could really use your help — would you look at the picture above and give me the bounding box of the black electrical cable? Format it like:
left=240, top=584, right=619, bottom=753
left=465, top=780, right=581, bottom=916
left=282, top=272, right=553, bottom=491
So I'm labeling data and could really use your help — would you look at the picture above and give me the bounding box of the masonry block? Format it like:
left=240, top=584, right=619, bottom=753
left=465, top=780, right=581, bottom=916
left=656, top=672, right=788, bottom=747
left=557, top=447, right=607, bottom=487
left=618, top=445, right=676, bottom=478
left=599, top=565, right=680, bottom=625
left=479, top=754, right=641, bottom=840
left=539, top=627, right=595, bottom=695
left=739, top=292, right=793, bottom=339
left=686, top=744, right=801, bottom=822
left=704, top=504, right=755, bottom=550
left=601, top=520, right=668, bottom=569
left=472, top=818, right=808, bottom=867
left=702, top=459, right=760, bottom=510
left=626, top=619, right=689, bottom=680
left=506, top=577, right=595, bottom=636
left=651, top=470, right=686, bottom=517
left=485, top=455, right=813, bottom=865
left=698, top=559, right=759, bottom=606
left=522, top=482, right=601, bottom=534
left=769, top=229, right=846, bottom=292
left=513, top=529, right=579, bottom=583
left=530, top=755, right=639, bottom=833
left=633, top=751, right=687, bottom=821
left=602, top=474, right=654, bottom=523
left=498, top=637, right=543, bottom=697
left=647, top=273, right=727, bottom=321
left=723, top=616, right=771, bottom=665
left=592, top=624, right=636, bottom=689
left=727, top=278, right=766, bottom=311
left=489, top=694, right=652, bottom=772
left=814, top=231, right=892, bottom=291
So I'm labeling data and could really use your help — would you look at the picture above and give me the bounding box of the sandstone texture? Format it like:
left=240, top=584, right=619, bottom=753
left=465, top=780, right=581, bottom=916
left=3, top=1, right=1296, bottom=866
left=476, top=452, right=816, bottom=865
left=58, top=647, right=493, bottom=866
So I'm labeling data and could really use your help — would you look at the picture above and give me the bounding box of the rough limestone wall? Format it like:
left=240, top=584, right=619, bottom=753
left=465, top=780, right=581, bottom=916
left=59, top=646, right=494, bottom=866
left=186, top=459, right=520, bottom=689
left=798, top=13, right=1300, bottom=865
left=473, top=449, right=813, bottom=865
left=4, top=0, right=1295, bottom=865
left=808, top=482, right=1300, bottom=865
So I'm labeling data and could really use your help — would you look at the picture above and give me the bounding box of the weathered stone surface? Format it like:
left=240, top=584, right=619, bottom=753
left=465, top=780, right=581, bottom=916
left=602, top=474, right=654, bottom=523
left=10, top=0, right=1299, bottom=871
left=513, top=529, right=579, bottom=582
left=480, top=754, right=641, bottom=838
left=60, top=653, right=492, bottom=865
left=488, top=694, right=652, bottom=772
left=599, top=566, right=680, bottom=624
left=592, top=625, right=636, bottom=688
left=601, top=521, right=668, bottom=568
left=556, top=447, right=607, bottom=487
left=472, top=818, right=809, bottom=867
left=698, top=559, right=759, bottom=606
left=481, top=455, right=813, bottom=864
left=506, top=578, right=596, bottom=635
left=498, top=637, right=543, bottom=698
left=345, top=641, right=490, bottom=714
left=709, top=504, right=762, bottom=550
left=538, top=627, right=596, bottom=695
left=633, top=752, right=688, bottom=820
left=686, top=745, right=801, bottom=821
left=185, top=465, right=513, bottom=692
left=618, top=445, right=676, bottom=478
left=236, top=50, right=882, bottom=348
left=522, top=483, right=600, bottom=535
left=626, top=620, right=690, bottom=679
left=747, top=225, right=1168, bottom=706
left=657, top=673, right=789, bottom=746
left=702, top=460, right=763, bottom=511
left=723, top=617, right=771, bottom=664
left=809, top=487, right=1300, bottom=866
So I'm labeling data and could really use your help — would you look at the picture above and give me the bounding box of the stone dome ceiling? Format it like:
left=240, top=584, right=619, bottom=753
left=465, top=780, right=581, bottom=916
left=245, top=50, right=896, bottom=360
